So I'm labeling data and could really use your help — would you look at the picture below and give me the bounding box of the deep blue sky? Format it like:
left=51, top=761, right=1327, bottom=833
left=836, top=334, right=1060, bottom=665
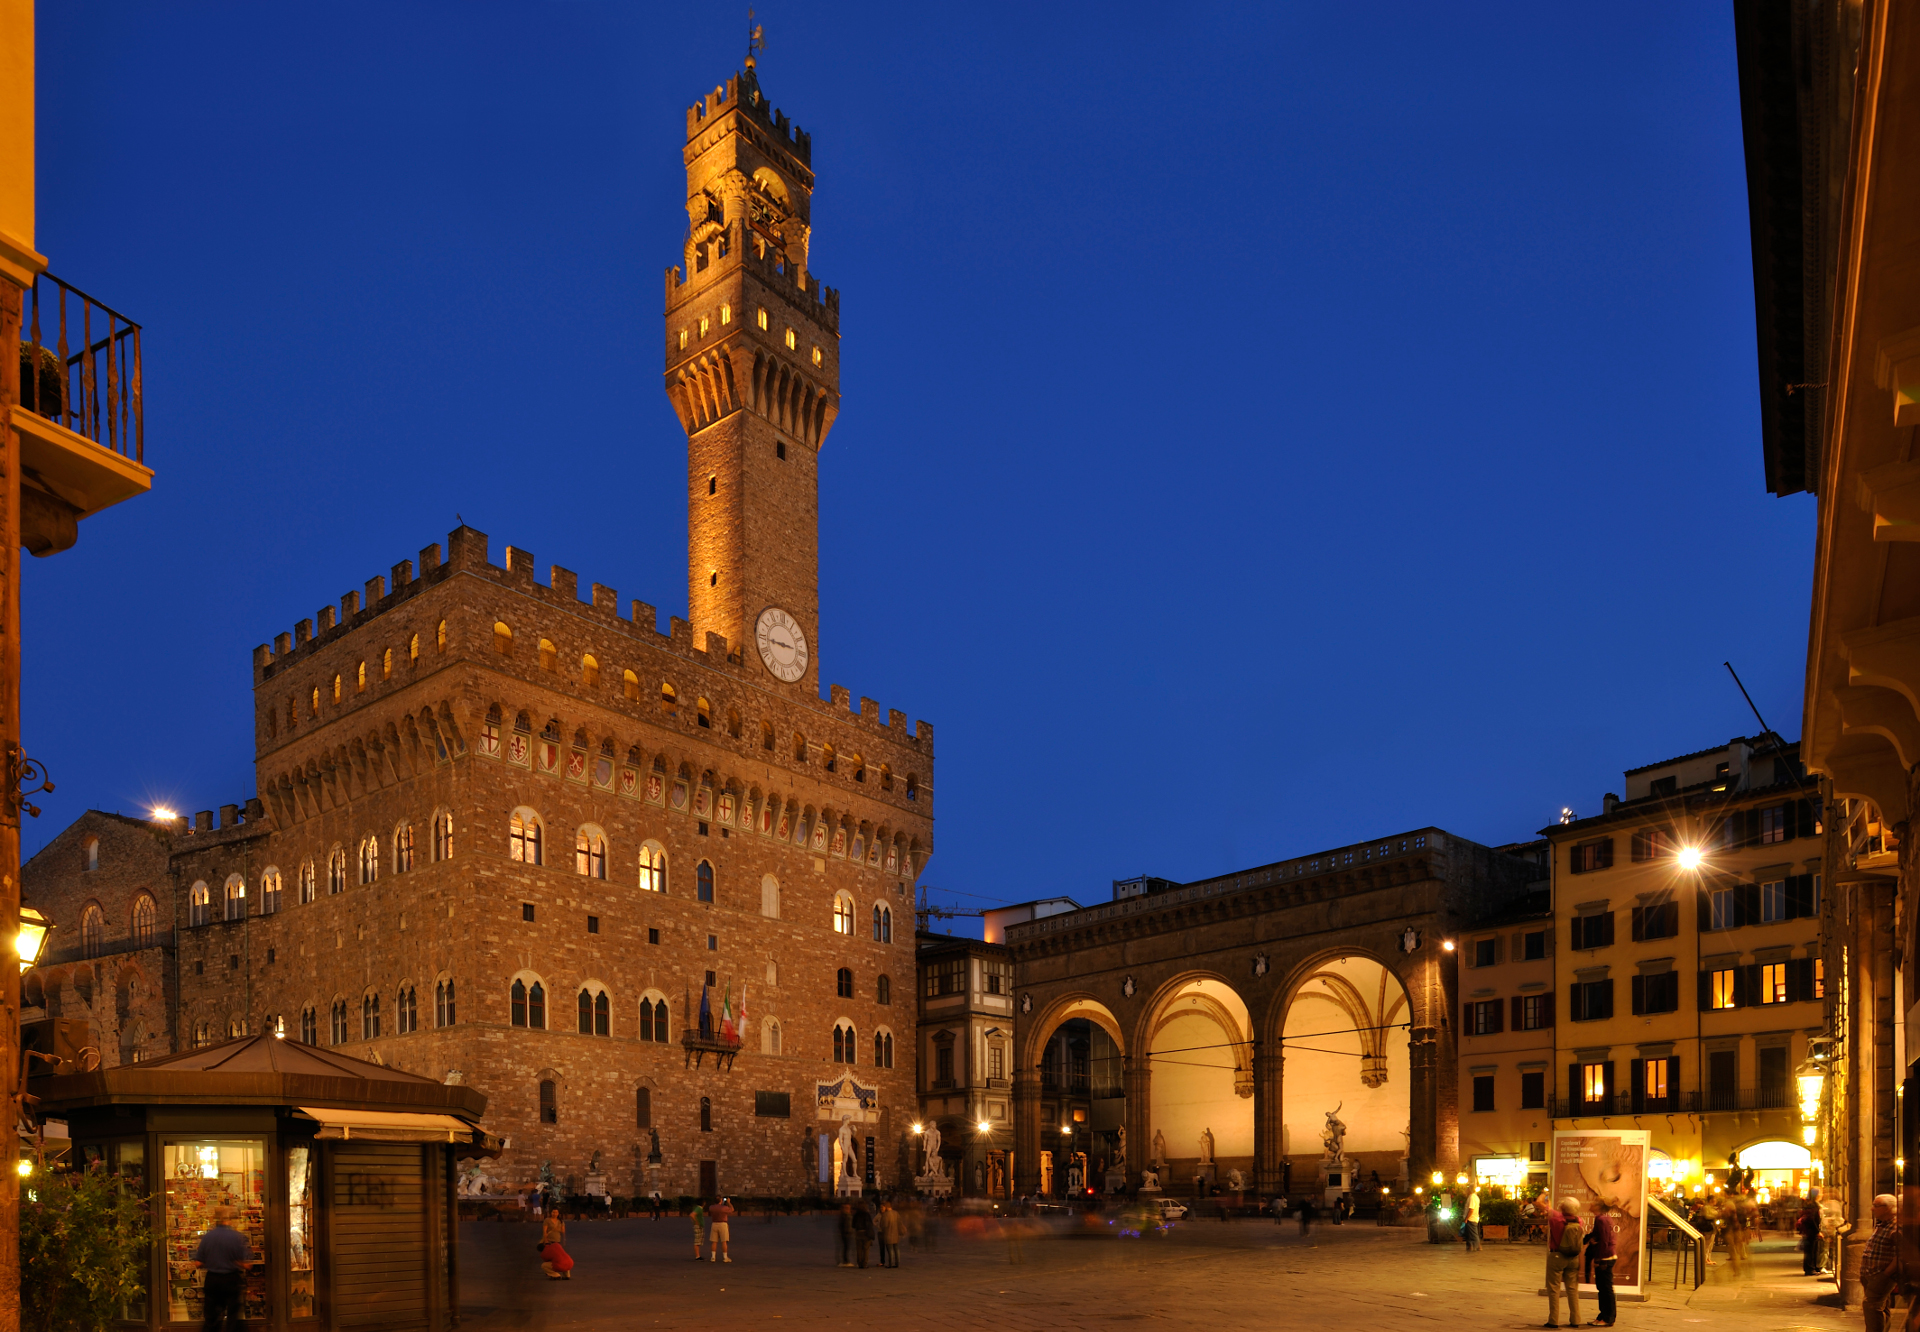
left=25, top=3, right=1809, bottom=920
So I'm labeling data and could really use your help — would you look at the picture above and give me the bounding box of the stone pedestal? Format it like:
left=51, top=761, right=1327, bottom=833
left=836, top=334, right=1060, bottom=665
left=914, top=1173, right=952, bottom=1198
left=1103, top=1168, right=1128, bottom=1195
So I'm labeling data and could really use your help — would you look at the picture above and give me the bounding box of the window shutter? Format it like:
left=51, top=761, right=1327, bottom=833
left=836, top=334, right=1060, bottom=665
left=1601, top=979, right=1614, bottom=1019
left=1545, top=928, right=1555, bottom=958
left=1698, top=970, right=1712, bottom=1011
left=1668, top=1055, right=1681, bottom=1104
left=1697, top=888, right=1712, bottom=931
left=1796, top=798, right=1814, bottom=839
left=1512, top=995, right=1524, bottom=1030
left=1630, top=1057, right=1645, bottom=1112
left=1598, top=838, right=1614, bottom=868
left=1736, top=882, right=1761, bottom=927
left=1571, top=918, right=1582, bottom=952
left=1541, top=990, right=1554, bottom=1026
left=1792, top=956, right=1815, bottom=1002
left=1570, top=984, right=1582, bottom=1022
left=1631, top=906, right=1644, bottom=942
left=1464, top=1002, right=1474, bottom=1034
left=1491, top=999, right=1504, bottom=1034
left=1604, top=1060, right=1616, bottom=1109
left=1570, top=1064, right=1581, bottom=1111
left=1601, top=912, right=1615, bottom=947
left=1631, top=974, right=1645, bottom=1015
left=1786, top=875, right=1811, bottom=919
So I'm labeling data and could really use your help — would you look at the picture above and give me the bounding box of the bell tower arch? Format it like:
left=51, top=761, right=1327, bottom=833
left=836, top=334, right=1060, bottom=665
left=663, top=60, right=840, bottom=693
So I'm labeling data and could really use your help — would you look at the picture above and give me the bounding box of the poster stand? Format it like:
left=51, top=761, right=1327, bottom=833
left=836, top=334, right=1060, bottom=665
left=1550, top=1129, right=1653, bottom=1303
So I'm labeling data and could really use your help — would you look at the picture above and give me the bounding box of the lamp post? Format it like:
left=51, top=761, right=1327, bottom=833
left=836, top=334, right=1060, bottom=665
left=14, top=906, right=48, bottom=975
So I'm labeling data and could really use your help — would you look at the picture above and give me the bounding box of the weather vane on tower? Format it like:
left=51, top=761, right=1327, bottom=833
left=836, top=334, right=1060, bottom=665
left=747, top=9, right=765, bottom=68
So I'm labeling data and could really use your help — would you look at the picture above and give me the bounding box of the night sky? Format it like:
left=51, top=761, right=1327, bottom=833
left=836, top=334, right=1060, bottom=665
left=24, top=4, right=1808, bottom=924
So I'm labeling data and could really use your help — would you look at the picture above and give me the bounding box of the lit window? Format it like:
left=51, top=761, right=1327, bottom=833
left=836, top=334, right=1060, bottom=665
left=332, top=675, right=342, bottom=704
left=394, top=824, right=414, bottom=872
left=639, top=845, right=667, bottom=894
left=699, top=316, right=709, bottom=337
left=433, top=811, right=453, bottom=862
left=833, top=894, right=853, bottom=935
left=678, top=329, right=688, bottom=349
left=1815, top=957, right=1826, bottom=999
left=410, top=633, right=420, bottom=664
left=510, top=812, right=543, bottom=866
left=225, top=875, right=247, bottom=921
left=756, top=307, right=768, bottom=330
left=812, top=345, right=822, bottom=366
left=582, top=654, right=599, bottom=688
left=358, top=836, right=379, bottom=885
left=1582, top=1063, right=1607, bottom=1103
left=1711, top=969, right=1738, bottom=1009
left=576, top=830, right=607, bottom=879
left=720, top=303, right=731, bottom=325
left=356, top=661, right=367, bottom=692
left=1761, top=962, right=1788, bottom=1003
left=310, top=687, right=320, bottom=716
left=538, top=638, right=557, bottom=671
left=495, top=622, right=513, bottom=655
left=1644, top=1058, right=1668, bottom=1100
left=261, top=869, right=282, bottom=916
left=382, top=648, right=392, bottom=679
left=436, top=620, right=447, bottom=652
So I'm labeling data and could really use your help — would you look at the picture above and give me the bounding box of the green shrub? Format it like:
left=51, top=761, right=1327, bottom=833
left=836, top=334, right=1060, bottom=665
left=1481, top=1196, right=1519, bottom=1227
left=20, top=1162, right=152, bottom=1332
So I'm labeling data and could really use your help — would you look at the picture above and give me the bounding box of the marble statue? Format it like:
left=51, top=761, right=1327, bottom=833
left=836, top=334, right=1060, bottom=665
left=837, top=1118, right=856, bottom=1189
left=1141, top=1166, right=1161, bottom=1190
left=1199, top=1127, right=1215, bottom=1164
left=1227, top=1167, right=1245, bottom=1192
left=1152, top=1128, right=1168, bottom=1167
left=921, top=1123, right=945, bottom=1178
left=1114, top=1124, right=1127, bottom=1167
left=1321, top=1103, right=1348, bottom=1161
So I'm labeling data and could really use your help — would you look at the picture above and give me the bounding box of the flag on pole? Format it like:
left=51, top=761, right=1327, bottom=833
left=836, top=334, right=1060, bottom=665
left=720, top=983, right=735, bottom=1042
left=698, top=981, right=712, bottom=1038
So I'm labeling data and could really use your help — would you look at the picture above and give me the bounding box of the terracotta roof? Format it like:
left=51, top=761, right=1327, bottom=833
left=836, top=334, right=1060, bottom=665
left=139, top=1033, right=439, bottom=1083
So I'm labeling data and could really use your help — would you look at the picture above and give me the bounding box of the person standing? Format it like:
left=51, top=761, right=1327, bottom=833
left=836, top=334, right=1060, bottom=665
left=192, top=1205, right=253, bottom=1332
left=836, top=1203, right=855, bottom=1267
left=708, top=1196, right=734, bottom=1263
left=1797, top=1195, right=1822, bottom=1276
left=1544, top=1196, right=1583, bottom=1329
left=1862, top=1195, right=1902, bottom=1332
left=1462, top=1189, right=1481, bottom=1252
left=690, top=1199, right=707, bottom=1262
left=1584, top=1199, right=1616, bottom=1327
left=1298, top=1197, right=1315, bottom=1236
left=878, top=1199, right=903, bottom=1267
left=852, top=1200, right=874, bottom=1268
left=539, top=1208, right=573, bottom=1280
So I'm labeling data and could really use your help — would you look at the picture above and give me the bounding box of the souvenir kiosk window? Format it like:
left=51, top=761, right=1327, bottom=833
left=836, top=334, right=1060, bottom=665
left=287, top=1145, right=315, bottom=1319
left=164, top=1140, right=267, bottom=1324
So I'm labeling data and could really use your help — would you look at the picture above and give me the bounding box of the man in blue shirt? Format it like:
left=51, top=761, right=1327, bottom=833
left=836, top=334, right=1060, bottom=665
left=192, top=1205, right=253, bottom=1332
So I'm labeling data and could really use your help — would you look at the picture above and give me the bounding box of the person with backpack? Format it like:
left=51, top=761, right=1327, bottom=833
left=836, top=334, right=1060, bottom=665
left=1584, top=1199, right=1617, bottom=1327
left=1544, top=1196, right=1584, bottom=1328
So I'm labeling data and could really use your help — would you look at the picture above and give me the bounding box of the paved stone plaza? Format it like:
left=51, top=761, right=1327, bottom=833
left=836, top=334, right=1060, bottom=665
left=458, top=1214, right=1850, bottom=1332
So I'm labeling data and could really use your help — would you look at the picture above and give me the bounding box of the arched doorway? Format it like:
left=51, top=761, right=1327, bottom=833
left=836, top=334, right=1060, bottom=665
left=1143, top=976, right=1254, bottom=1192
left=1016, top=996, right=1127, bottom=1200
left=1280, top=955, right=1411, bottom=1197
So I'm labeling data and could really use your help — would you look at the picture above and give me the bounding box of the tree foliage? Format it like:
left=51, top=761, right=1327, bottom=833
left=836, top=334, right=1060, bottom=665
left=19, top=1162, right=151, bottom=1332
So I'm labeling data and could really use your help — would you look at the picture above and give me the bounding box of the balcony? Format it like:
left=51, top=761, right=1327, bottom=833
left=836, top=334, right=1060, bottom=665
left=681, top=1026, right=740, bottom=1070
left=1549, top=1085, right=1794, bottom=1116
left=15, top=274, right=153, bottom=552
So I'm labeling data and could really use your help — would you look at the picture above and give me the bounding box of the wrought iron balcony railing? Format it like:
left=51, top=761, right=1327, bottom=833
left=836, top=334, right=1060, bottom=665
left=681, top=1026, right=741, bottom=1070
left=21, top=274, right=143, bottom=463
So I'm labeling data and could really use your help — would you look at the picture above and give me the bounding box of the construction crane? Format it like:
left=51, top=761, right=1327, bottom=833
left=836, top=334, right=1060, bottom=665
left=915, top=885, right=986, bottom=935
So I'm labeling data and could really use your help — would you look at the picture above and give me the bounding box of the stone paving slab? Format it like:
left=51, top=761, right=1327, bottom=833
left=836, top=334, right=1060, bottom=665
left=458, top=1214, right=1852, bottom=1332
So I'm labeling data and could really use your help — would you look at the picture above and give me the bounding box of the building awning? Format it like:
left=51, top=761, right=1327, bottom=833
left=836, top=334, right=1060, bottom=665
left=295, top=1107, right=474, bottom=1143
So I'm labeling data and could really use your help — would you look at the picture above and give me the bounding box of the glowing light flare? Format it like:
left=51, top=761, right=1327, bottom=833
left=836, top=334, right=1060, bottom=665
left=976, top=1121, right=991, bottom=1134
left=1676, top=846, right=1703, bottom=871
left=14, top=1160, right=29, bottom=1177
left=1442, top=940, right=1456, bottom=953
left=150, top=807, right=177, bottom=822
left=15, top=906, right=50, bottom=974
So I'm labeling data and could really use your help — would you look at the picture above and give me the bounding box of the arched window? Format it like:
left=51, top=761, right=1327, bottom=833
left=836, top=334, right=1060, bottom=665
left=393, top=824, right=414, bottom=873
left=80, top=904, right=104, bottom=958
left=331, top=999, right=348, bottom=1045
left=794, top=733, right=808, bottom=762
left=436, top=620, right=447, bottom=652
left=332, top=674, right=343, bottom=704
left=299, top=861, right=315, bottom=904
left=301, top=1006, right=317, bottom=1045
left=636, top=1086, right=653, bottom=1128
left=874, top=1030, right=894, bottom=1069
left=575, top=828, right=607, bottom=879
left=852, top=754, right=866, bottom=783
left=382, top=648, right=393, bottom=679
left=871, top=904, right=883, bottom=941
left=761, top=720, right=775, bottom=751
left=762, top=1018, right=782, bottom=1055
left=361, top=991, right=381, bottom=1040
left=409, top=633, right=420, bottom=665
left=261, top=869, right=282, bottom=915
left=833, top=893, right=854, bottom=935
left=837, top=967, right=854, bottom=999
left=699, top=1096, right=712, bottom=1132
left=131, top=894, right=155, bottom=947
left=577, top=987, right=610, bottom=1037
left=190, top=882, right=211, bottom=927
left=539, top=1079, right=558, bottom=1124
left=760, top=875, right=780, bottom=918
left=433, top=811, right=453, bottom=862
left=880, top=764, right=893, bottom=792
left=696, top=861, right=714, bottom=903
left=397, top=985, right=418, bottom=1034
left=358, top=836, right=379, bottom=885
left=528, top=982, right=546, bottom=1029
left=822, top=742, right=837, bottom=773
left=877, top=975, right=892, bottom=1005
left=696, top=697, right=711, bottom=728
left=906, top=774, right=919, bottom=801
left=225, top=875, right=247, bottom=921
left=83, top=836, right=99, bottom=871
left=510, top=811, right=543, bottom=865
left=436, top=979, right=456, bottom=1027
left=639, top=844, right=667, bottom=894
left=833, top=1021, right=856, bottom=1064
left=310, top=686, right=320, bottom=717
left=766, top=960, right=779, bottom=987
left=640, top=996, right=670, bottom=1043
left=356, top=661, right=367, bottom=692
left=494, top=621, right=513, bottom=655
left=880, top=906, right=893, bottom=943
left=582, top=653, right=600, bottom=688
left=539, top=638, right=557, bottom=672
left=726, top=707, right=741, bottom=738
left=511, top=979, right=528, bottom=1028
left=328, top=848, right=346, bottom=894
left=623, top=668, right=641, bottom=700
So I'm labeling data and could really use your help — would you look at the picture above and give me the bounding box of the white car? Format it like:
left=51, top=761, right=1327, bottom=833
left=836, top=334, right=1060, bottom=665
left=1156, top=1198, right=1189, bottom=1222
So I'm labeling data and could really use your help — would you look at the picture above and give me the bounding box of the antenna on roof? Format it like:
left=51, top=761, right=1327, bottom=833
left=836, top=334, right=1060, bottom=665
left=746, top=9, right=764, bottom=68
left=1724, top=661, right=1822, bottom=825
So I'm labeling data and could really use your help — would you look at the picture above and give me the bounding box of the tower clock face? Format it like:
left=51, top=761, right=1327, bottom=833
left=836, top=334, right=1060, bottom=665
left=754, top=607, right=809, bottom=683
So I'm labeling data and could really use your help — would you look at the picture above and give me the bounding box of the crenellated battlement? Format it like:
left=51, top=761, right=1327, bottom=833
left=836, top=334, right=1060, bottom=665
left=664, top=226, right=840, bottom=336
left=685, top=67, right=811, bottom=166
left=251, top=526, right=931, bottom=751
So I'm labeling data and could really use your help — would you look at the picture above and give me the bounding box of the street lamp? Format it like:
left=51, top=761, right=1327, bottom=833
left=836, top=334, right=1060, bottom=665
left=16, top=905, right=50, bottom=973
left=1677, top=846, right=1703, bottom=871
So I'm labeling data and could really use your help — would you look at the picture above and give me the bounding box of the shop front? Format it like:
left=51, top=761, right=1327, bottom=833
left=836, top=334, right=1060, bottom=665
left=32, top=1035, right=493, bottom=1332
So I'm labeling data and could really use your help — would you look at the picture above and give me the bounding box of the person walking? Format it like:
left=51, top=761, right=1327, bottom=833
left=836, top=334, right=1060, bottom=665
left=1584, top=1199, right=1616, bottom=1327
left=1298, top=1197, right=1315, bottom=1236
left=1544, top=1196, right=1583, bottom=1329
left=192, top=1205, right=253, bottom=1332
left=1862, top=1195, right=1902, bottom=1332
left=878, top=1199, right=903, bottom=1267
left=539, top=1208, right=574, bottom=1280
left=852, top=1200, right=874, bottom=1268
left=1273, top=1194, right=1289, bottom=1225
left=690, top=1199, right=707, bottom=1262
left=1462, top=1189, right=1481, bottom=1252
left=708, top=1196, right=734, bottom=1263
left=1796, top=1195, right=1822, bottom=1276
left=648, top=1191, right=662, bottom=1220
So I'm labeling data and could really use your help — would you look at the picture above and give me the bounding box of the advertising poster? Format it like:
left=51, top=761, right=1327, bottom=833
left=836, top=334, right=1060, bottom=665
left=1550, top=1129, right=1650, bottom=1298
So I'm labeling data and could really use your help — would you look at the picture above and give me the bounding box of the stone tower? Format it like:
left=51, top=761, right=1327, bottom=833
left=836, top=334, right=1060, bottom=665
left=664, top=61, right=840, bottom=698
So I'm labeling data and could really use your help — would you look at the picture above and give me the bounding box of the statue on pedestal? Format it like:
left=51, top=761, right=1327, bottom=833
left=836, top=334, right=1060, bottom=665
left=920, top=1123, right=945, bottom=1179
left=1114, top=1124, right=1127, bottom=1168
left=1152, top=1128, right=1168, bottom=1168
left=1141, top=1166, right=1161, bottom=1191
left=1199, top=1127, right=1215, bottom=1164
left=1320, top=1103, right=1348, bottom=1161
left=1227, top=1167, right=1245, bottom=1192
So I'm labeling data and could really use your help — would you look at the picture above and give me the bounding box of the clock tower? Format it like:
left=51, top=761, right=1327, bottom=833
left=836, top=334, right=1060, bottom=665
left=664, top=60, right=839, bottom=694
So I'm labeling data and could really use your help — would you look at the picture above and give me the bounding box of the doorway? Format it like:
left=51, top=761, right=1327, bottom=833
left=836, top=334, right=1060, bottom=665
left=699, top=1160, right=717, bottom=1198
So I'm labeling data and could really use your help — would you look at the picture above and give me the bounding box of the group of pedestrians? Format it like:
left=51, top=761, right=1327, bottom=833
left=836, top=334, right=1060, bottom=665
left=836, top=1198, right=906, bottom=1267
left=688, top=1197, right=736, bottom=1262
left=1541, top=1195, right=1617, bottom=1329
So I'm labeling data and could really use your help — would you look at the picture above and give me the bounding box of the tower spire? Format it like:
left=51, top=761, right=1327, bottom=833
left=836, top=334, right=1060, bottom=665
left=746, top=9, right=764, bottom=69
